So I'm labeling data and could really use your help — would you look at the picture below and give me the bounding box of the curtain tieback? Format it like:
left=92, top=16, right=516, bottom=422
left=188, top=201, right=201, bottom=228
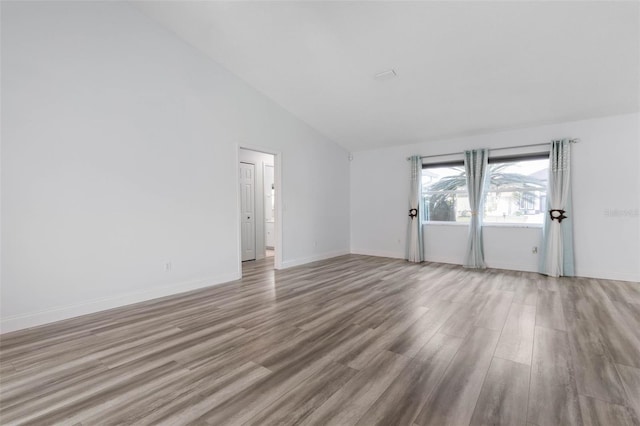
left=470, top=210, right=479, bottom=216
left=549, top=209, right=567, bottom=223
left=409, top=208, right=418, bottom=219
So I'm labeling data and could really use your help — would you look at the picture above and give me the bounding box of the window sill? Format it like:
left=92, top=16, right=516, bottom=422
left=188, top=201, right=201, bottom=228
left=483, top=223, right=543, bottom=229
left=423, top=222, right=467, bottom=226
left=423, top=222, right=543, bottom=229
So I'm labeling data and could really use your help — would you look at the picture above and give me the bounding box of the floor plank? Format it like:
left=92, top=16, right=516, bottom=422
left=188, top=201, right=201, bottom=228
left=469, top=357, right=530, bottom=426
left=244, top=362, right=357, bottom=426
left=414, top=327, right=501, bottom=426
left=536, top=289, right=567, bottom=331
left=565, top=315, right=627, bottom=405
left=579, top=395, right=637, bottom=426
left=616, top=363, right=640, bottom=423
left=474, top=291, right=514, bottom=331
left=528, top=326, right=582, bottom=425
left=356, top=333, right=463, bottom=426
left=299, top=350, right=409, bottom=426
left=494, top=303, right=536, bottom=365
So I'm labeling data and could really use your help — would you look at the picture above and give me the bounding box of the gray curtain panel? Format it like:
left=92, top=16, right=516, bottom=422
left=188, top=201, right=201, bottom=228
left=464, top=149, right=489, bottom=268
left=541, top=139, right=575, bottom=277
left=406, top=155, right=424, bottom=263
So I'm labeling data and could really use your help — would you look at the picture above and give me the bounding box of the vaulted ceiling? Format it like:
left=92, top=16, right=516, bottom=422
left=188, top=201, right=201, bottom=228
left=135, top=1, right=639, bottom=151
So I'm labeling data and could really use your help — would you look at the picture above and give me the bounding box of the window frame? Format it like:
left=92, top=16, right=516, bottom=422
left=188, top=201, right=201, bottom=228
left=421, top=152, right=549, bottom=225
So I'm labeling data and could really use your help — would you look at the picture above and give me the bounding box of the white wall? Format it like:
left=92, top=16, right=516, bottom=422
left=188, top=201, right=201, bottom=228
left=239, top=149, right=274, bottom=260
left=351, top=113, right=640, bottom=282
left=1, top=1, right=350, bottom=332
left=422, top=224, right=542, bottom=272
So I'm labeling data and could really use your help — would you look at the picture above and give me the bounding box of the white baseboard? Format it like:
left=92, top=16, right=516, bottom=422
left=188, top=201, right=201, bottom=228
left=350, top=249, right=404, bottom=259
left=0, top=272, right=241, bottom=334
left=279, top=249, right=350, bottom=269
left=423, top=255, right=462, bottom=265
left=574, top=269, right=640, bottom=283
left=4, top=261, right=634, bottom=335
left=485, top=261, right=538, bottom=273
left=354, top=251, right=639, bottom=282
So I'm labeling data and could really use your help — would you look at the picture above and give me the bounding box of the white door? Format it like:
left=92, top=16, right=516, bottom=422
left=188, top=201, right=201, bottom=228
left=240, top=162, right=256, bottom=261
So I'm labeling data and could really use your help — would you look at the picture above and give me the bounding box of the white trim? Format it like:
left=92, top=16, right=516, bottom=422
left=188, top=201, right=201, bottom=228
left=423, top=222, right=468, bottom=227
left=235, top=146, right=243, bottom=277
left=423, top=222, right=543, bottom=228
left=280, top=249, right=350, bottom=269
left=5, top=261, right=634, bottom=334
left=425, top=257, right=538, bottom=272
left=350, top=248, right=404, bottom=259
left=424, top=255, right=463, bottom=265
left=486, top=261, right=538, bottom=273
left=573, top=269, right=640, bottom=283
left=353, top=251, right=639, bottom=282
left=0, top=272, right=240, bottom=334
left=482, top=223, right=543, bottom=229
left=274, top=152, right=283, bottom=270
left=350, top=251, right=464, bottom=266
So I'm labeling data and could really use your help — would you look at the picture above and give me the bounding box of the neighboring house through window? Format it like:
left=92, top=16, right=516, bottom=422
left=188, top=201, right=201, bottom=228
left=422, top=155, right=548, bottom=225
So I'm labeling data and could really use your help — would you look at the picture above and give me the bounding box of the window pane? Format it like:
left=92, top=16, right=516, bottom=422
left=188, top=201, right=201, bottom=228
left=484, top=159, right=548, bottom=224
left=422, top=165, right=469, bottom=222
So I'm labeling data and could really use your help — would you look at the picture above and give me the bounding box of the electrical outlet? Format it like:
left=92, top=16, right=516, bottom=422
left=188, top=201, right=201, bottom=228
left=164, top=262, right=172, bottom=271
left=532, top=247, right=538, bottom=254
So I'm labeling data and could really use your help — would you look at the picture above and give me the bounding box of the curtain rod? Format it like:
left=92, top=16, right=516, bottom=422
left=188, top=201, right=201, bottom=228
left=407, top=138, right=580, bottom=161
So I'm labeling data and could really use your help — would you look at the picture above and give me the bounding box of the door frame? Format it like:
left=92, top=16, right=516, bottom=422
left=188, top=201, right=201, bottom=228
left=236, top=144, right=283, bottom=274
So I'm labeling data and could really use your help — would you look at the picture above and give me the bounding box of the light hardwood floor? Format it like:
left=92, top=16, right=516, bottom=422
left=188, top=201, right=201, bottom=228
left=1, top=255, right=639, bottom=425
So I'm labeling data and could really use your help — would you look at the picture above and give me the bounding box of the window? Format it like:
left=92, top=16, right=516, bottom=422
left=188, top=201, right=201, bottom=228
left=422, top=156, right=548, bottom=224
left=422, top=163, right=469, bottom=222
left=484, top=157, right=548, bottom=224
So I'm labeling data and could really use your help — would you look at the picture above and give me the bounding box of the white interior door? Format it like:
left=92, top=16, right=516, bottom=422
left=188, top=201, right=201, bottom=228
left=240, top=162, right=256, bottom=261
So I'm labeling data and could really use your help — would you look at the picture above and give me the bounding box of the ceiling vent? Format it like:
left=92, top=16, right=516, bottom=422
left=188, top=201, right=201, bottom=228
left=374, top=69, right=397, bottom=81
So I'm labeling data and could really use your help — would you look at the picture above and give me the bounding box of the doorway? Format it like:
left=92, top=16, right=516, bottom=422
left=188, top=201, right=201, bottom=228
left=238, top=147, right=280, bottom=274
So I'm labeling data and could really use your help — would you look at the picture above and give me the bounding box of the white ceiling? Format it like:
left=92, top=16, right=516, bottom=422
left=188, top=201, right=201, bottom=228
left=135, top=1, right=640, bottom=151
